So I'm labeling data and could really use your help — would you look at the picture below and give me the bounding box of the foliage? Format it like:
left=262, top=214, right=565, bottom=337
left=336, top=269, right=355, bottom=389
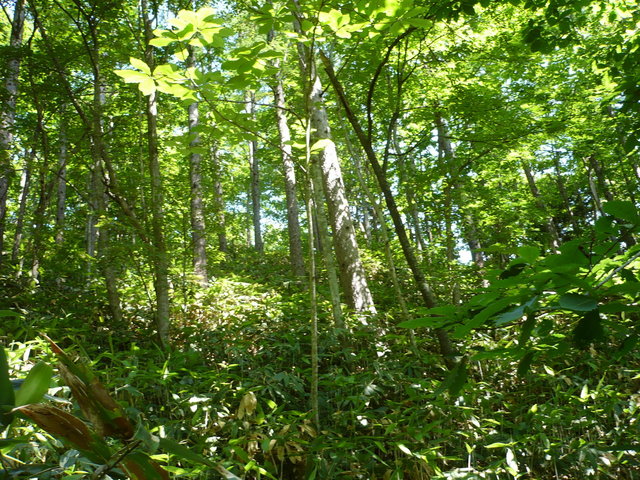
left=2, top=0, right=640, bottom=478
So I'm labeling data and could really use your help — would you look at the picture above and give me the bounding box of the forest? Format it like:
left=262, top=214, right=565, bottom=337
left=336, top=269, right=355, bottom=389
left=1, top=0, right=639, bottom=478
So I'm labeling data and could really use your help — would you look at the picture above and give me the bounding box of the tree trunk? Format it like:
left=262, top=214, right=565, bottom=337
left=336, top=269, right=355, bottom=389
left=271, top=69, right=305, bottom=276
left=310, top=156, right=343, bottom=329
left=320, top=52, right=457, bottom=364
left=187, top=46, right=208, bottom=284
left=246, top=91, right=263, bottom=253
left=210, top=144, right=227, bottom=253
left=11, top=148, right=33, bottom=267
left=307, top=72, right=376, bottom=315
left=522, top=161, right=561, bottom=250
left=291, top=8, right=376, bottom=315
left=143, top=0, right=171, bottom=347
left=29, top=98, right=54, bottom=282
left=92, top=70, right=124, bottom=325
left=552, top=153, right=580, bottom=235
left=304, top=170, right=320, bottom=429
left=0, top=0, right=26, bottom=267
left=435, top=112, right=461, bottom=303
left=55, top=110, right=68, bottom=245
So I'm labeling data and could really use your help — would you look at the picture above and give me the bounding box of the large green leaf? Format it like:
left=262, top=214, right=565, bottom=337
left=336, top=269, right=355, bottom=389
left=517, top=245, right=540, bottom=263
left=114, top=70, right=151, bottom=84
left=602, top=200, right=640, bottom=224
left=558, top=293, right=597, bottom=312
left=14, top=361, right=53, bottom=407
left=0, top=347, right=15, bottom=430
left=159, top=437, right=216, bottom=467
left=495, top=296, right=538, bottom=326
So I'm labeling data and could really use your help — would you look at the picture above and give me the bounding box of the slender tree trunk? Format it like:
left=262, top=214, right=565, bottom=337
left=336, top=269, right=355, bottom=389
left=343, top=127, right=418, bottom=348
left=435, top=112, right=461, bottom=303
left=307, top=72, right=376, bottom=314
left=86, top=165, right=99, bottom=266
left=291, top=9, right=376, bottom=315
left=92, top=72, right=123, bottom=325
left=11, top=148, right=33, bottom=266
left=29, top=99, right=54, bottom=282
left=587, top=155, right=614, bottom=202
left=59, top=9, right=125, bottom=324
left=0, top=0, right=26, bottom=266
left=246, top=91, right=263, bottom=253
left=310, top=156, right=343, bottom=329
left=210, top=144, right=227, bottom=253
left=304, top=170, right=320, bottom=429
left=55, top=110, right=68, bottom=245
left=143, top=0, right=171, bottom=347
left=522, top=161, right=561, bottom=250
left=320, top=52, right=457, bottom=364
left=552, top=153, right=579, bottom=235
left=271, top=69, right=305, bottom=276
left=391, top=128, right=427, bottom=256
left=187, top=46, right=208, bottom=284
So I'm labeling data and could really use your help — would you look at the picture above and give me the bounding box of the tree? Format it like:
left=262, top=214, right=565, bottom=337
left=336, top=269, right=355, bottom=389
left=0, top=0, right=26, bottom=267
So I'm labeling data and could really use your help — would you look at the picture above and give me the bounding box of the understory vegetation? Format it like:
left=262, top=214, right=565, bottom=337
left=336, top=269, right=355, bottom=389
left=2, top=207, right=640, bottom=479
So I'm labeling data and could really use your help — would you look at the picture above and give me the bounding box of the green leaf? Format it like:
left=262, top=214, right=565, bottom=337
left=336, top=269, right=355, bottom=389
left=558, top=293, right=597, bottom=312
left=397, top=306, right=456, bottom=329
left=602, top=200, right=640, bottom=224
left=495, top=296, right=538, bottom=326
left=310, top=138, right=334, bottom=153
left=0, top=347, right=15, bottom=430
left=406, top=18, right=432, bottom=28
left=115, top=70, right=151, bottom=84
left=14, top=362, right=53, bottom=406
left=518, top=313, right=537, bottom=346
left=485, top=442, right=513, bottom=449
left=436, top=359, right=468, bottom=397
left=159, top=437, right=216, bottom=467
left=138, top=78, right=156, bottom=96
left=517, top=245, right=540, bottom=263
left=149, top=37, right=176, bottom=47
left=130, top=57, right=151, bottom=75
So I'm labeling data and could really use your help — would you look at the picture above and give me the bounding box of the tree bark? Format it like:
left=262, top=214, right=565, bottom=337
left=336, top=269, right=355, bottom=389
left=291, top=7, right=376, bottom=315
left=306, top=72, right=376, bottom=315
left=29, top=96, right=54, bottom=282
left=0, top=0, right=26, bottom=267
left=320, top=51, right=457, bottom=364
left=552, top=153, right=579, bottom=235
left=522, top=161, right=561, bottom=250
left=55, top=109, right=68, bottom=245
left=143, top=0, right=171, bottom=347
left=11, top=148, right=33, bottom=266
left=246, top=91, right=263, bottom=253
left=310, top=156, right=344, bottom=329
left=210, top=144, right=227, bottom=253
left=187, top=46, right=208, bottom=284
left=271, top=69, right=305, bottom=276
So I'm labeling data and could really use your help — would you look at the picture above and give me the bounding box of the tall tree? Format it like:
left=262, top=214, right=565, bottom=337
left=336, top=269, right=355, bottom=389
left=142, top=0, right=171, bottom=346
left=187, top=45, right=208, bottom=284
left=270, top=61, right=305, bottom=276
left=293, top=10, right=376, bottom=315
left=0, top=0, right=26, bottom=267
left=245, top=90, right=263, bottom=253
